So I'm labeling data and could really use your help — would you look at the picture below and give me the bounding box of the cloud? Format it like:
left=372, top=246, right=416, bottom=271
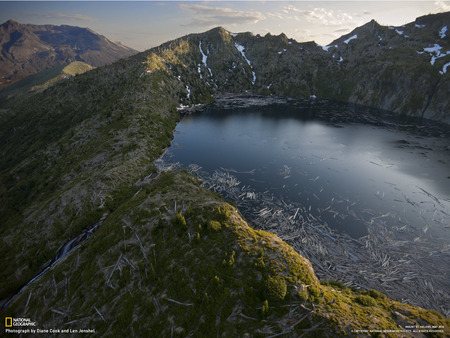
left=282, top=5, right=354, bottom=26
left=334, top=28, right=351, bottom=33
left=41, top=13, right=96, bottom=22
left=435, top=0, right=450, bottom=12
left=292, top=28, right=314, bottom=42
left=178, top=4, right=265, bottom=27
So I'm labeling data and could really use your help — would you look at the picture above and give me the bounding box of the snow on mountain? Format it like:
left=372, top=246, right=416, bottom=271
left=344, top=34, right=357, bottom=44
left=234, top=41, right=256, bottom=85
left=439, top=62, right=450, bottom=74
left=422, top=44, right=450, bottom=66
left=439, top=25, right=448, bottom=38
left=199, top=41, right=213, bottom=76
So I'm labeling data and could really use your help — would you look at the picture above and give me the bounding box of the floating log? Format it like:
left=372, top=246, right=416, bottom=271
left=155, top=157, right=450, bottom=316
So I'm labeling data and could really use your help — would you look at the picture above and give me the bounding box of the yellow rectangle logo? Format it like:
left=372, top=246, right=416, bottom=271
left=5, top=317, right=12, bottom=327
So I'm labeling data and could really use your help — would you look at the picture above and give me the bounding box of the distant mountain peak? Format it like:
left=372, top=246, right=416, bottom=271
left=3, top=19, right=19, bottom=25
left=0, top=20, right=137, bottom=89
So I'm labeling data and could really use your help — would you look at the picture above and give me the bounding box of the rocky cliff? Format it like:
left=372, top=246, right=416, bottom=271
left=148, top=12, right=449, bottom=122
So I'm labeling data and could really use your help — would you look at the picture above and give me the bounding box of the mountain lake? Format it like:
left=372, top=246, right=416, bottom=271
left=158, top=96, right=450, bottom=315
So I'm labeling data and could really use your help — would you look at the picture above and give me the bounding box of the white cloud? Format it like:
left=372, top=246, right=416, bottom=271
left=292, top=28, right=314, bottom=42
left=178, top=4, right=265, bottom=27
left=435, top=0, right=450, bottom=12
left=282, top=5, right=354, bottom=26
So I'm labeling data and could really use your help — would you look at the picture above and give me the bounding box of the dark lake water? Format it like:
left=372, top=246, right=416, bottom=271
left=163, top=99, right=450, bottom=240
left=160, top=97, right=450, bottom=314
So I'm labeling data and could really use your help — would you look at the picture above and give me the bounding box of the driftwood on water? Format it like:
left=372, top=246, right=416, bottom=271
left=154, top=158, right=450, bottom=317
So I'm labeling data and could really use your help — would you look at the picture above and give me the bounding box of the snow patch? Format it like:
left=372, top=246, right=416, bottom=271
left=288, top=41, right=292, bottom=45
left=388, top=26, right=395, bottom=30
left=230, top=33, right=237, bottom=37
left=422, top=44, right=450, bottom=65
left=395, top=29, right=404, bottom=35
left=267, top=82, right=272, bottom=89
left=424, top=44, right=443, bottom=53
left=344, top=34, right=357, bottom=44
left=338, top=56, right=343, bottom=62
left=322, top=45, right=332, bottom=52
left=310, top=94, right=317, bottom=99
left=439, top=25, right=448, bottom=38
left=378, top=35, right=383, bottom=41
left=176, top=104, right=189, bottom=111
left=234, top=42, right=256, bottom=85
left=186, top=85, right=191, bottom=100
left=199, top=41, right=213, bottom=76
left=415, top=24, right=426, bottom=28
left=439, top=62, right=450, bottom=74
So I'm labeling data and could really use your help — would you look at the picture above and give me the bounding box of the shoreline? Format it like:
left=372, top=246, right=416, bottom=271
left=157, top=97, right=450, bottom=316
left=186, top=165, right=450, bottom=316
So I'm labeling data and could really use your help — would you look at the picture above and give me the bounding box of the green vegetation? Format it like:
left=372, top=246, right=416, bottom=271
left=1, top=17, right=450, bottom=337
left=0, top=61, right=95, bottom=101
left=0, top=49, right=188, bottom=300
left=263, top=275, right=287, bottom=301
left=6, top=170, right=449, bottom=336
left=354, top=294, right=378, bottom=307
left=207, top=219, right=222, bottom=231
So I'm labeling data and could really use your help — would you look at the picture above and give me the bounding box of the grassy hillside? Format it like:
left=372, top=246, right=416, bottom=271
left=0, top=61, right=95, bottom=101
left=1, top=15, right=449, bottom=337
left=5, top=170, right=449, bottom=336
left=0, top=51, right=193, bottom=301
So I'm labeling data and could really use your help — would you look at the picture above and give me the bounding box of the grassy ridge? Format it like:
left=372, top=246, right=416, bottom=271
left=1, top=23, right=449, bottom=336
left=0, top=51, right=188, bottom=300
left=6, top=170, right=449, bottom=336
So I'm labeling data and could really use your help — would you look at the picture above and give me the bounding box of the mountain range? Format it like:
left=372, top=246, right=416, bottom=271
left=0, top=12, right=449, bottom=336
left=150, top=11, right=448, bottom=122
left=0, top=19, right=137, bottom=89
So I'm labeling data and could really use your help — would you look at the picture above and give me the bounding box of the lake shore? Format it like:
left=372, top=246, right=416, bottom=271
left=160, top=95, right=450, bottom=316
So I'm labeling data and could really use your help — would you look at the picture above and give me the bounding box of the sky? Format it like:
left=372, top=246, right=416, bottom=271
left=1, top=1, right=449, bottom=51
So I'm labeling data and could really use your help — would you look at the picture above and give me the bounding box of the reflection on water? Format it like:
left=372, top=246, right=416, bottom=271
left=160, top=99, right=450, bottom=314
left=166, top=102, right=449, bottom=239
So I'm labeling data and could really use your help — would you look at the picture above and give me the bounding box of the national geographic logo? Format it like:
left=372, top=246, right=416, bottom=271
left=5, top=317, right=12, bottom=327
left=4, top=317, right=37, bottom=327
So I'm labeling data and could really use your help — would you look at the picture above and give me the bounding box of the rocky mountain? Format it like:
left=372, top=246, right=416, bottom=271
left=0, top=19, right=137, bottom=89
left=150, top=11, right=448, bottom=122
left=0, top=12, right=449, bottom=336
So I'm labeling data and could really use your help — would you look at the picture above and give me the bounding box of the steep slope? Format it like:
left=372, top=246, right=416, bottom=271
left=326, top=13, right=449, bottom=120
left=152, top=13, right=449, bottom=122
left=5, top=170, right=449, bottom=336
left=0, top=19, right=137, bottom=89
left=1, top=13, right=449, bottom=336
left=0, top=49, right=196, bottom=301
